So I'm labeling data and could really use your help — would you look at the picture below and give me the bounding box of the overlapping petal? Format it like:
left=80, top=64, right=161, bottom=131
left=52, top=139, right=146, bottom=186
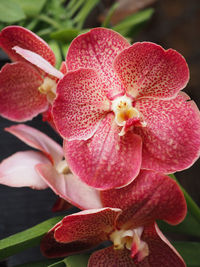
left=138, top=224, right=186, bottom=267
left=135, top=93, right=200, bottom=173
left=0, top=26, right=55, bottom=65
left=89, top=224, right=185, bottom=267
left=36, top=163, right=102, bottom=210
left=66, top=28, right=130, bottom=99
left=13, top=46, right=63, bottom=79
left=53, top=69, right=110, bottom=140
left=6, top=124, right=63, bottom=165
left=88, top=246, right=135, bottom=267
left=100, top=170, right=187, bottom=229
left=41, top=208, right=121, bottom=257
left=64, top=113, right=142, bottom=190
left=114, top=42, right=189, bottom=99
left=0, top=151, right=48, bottom=189
left=0, top=62, right=48, bottom=121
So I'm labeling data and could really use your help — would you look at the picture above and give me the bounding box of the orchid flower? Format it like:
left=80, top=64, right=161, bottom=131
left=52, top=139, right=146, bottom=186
left=0, top=124, right=102, bottom=210
left=4, top=27, right=200, bottom=191
left=50, top=28, right=200, bottom=190
left=41, top=170, right=187, bottom=266
left=0, top=26, right=64, bottom=122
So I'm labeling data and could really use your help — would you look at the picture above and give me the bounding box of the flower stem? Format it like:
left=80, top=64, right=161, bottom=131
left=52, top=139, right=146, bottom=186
left=170, top=174, right=200, bottom=224
left=38, top=14, right=61, bottom=30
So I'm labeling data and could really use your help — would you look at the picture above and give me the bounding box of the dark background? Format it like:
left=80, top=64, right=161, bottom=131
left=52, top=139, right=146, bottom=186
left=0, top=0, right=199, bottom=266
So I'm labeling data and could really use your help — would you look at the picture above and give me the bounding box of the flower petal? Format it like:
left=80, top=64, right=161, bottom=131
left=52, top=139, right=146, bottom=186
left=88, top=246, right=135, bottom=267
left=53, top=69, right=110, bottom=140
left=13, top=46, right=63, bottom=79
left=114, top=42, right=189, bottom=99
left=100, top=170, right=186, bottom=229
left=41, top=208, right=121, bottom=257
left=64, top=113, right=142, bottom=190
left=66, top=28, right=130, bottom=99
left=0, top=26, right=55, bottom=65
left=0, top=151, right=49, bottom=189
left=54, top=208, right=121, bottom=243
left=41, top=230, right=96, bottom=258
left=6, top=124, right=63, bottom=165
left=36, top=163, right=102, bottom=210
left=0, top=62, right=48, bottom=122
left=135, top=93, right=200, bottom=173
left=137, top=223, right=186, bottom=267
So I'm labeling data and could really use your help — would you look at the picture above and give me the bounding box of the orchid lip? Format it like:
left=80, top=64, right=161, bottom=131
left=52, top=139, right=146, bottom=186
left=38, top=77, right=57, bottom=104
left=109, top=226, right=149, bottom=261
left=111, top=95, right=146, bottom=135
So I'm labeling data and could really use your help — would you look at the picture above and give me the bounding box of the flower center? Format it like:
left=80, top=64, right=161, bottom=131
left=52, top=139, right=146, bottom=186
left=56, top=159, right=71, bottom=175
left=111, top=95, right=146, bottom=136
left=38, top=77, right=57, bottom=104
left=109, top=227, right=149, bottom=262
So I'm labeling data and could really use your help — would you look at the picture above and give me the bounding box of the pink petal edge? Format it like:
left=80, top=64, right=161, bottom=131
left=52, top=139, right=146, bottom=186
left=5, top=124, right=63, bottom=165
left=0, top=151, right=48, bottom=189
left=13, top=46, right=63, bottom=79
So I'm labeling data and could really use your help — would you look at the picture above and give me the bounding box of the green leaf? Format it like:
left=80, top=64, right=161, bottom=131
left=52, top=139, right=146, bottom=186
left=101, top=2, right=119, bottom=28
left=73, top=0, right=100, bottom=29
left=0, top=0, right=25, bottom=23
left=64, top=254, right=90, bottom=267
left=13, top=0, right=47, bottom=17
left=48, top=40, right=63, bottom=68
left=0, top=215, right=64, bottom=260
left=169, top=174, right=200, bottom=224
left=158, top=211, right=200, bottom=238
left=14, top=259, right=61, bottom=267
left=173, top=242, right=200, bottom=267
left=48, top=260, right=66, bottom=267
left=112, top=8, right=154, bottom=37
left=50, top=28, right=80, bottom=43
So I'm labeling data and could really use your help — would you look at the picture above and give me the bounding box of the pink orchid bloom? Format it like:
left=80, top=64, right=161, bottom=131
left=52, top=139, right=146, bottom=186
left=50, top=28, right=200, bottom=190
left=0, top=26, right=64, bottom=122
left=40, top=170, right=187, bottom=266
left=0, top=124, right=102, bottom=210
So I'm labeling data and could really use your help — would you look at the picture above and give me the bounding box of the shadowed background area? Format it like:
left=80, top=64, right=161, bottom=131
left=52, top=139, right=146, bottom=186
left=0, top=0, right=199, bottom=265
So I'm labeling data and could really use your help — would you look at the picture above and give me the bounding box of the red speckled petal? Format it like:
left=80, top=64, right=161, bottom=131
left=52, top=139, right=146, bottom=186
left=0, top=26, right=55, bottom=65
left=0, top=62, right=48, bottom=122
left=36, top=163, right=102, bottom=210
left=41, top=230, right=97, bottom=258
left=101, top=170, right=186, bottom=229
left=54, top=208, right=121, bottom=244
left=0, top=151, right=48, bottom=189
left=59, top=61, right=67, bottom=74
left=6, top=124, right=63, bottom=165
left=66, top=28, right=130, bottom=99
left=64, top=113, right=142, bottom=190
left=53, top=69, right=110, bottom=141
left=136, top=223, right=186, bottom=267
left=88, top=246, right=135, bottom=267
left=135, top=93, right=200, bottom=173
left=114, top=42, right=189, bottom=99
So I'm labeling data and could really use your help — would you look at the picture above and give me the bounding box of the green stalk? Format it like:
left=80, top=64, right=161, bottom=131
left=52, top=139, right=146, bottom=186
left=38, top=14, right=61, bottom=30
left=170, top=174, right=200, bottom=224
left=67, top=0, right=85, bottom=18
left=102, top=2, right=119, bottom=28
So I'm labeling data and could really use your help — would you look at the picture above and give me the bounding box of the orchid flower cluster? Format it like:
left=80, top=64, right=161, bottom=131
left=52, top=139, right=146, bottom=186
left=0, top=26, right=200, bottom=266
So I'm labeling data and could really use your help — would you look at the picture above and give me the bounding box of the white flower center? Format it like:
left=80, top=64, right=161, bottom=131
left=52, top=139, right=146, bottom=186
left=56, top=159, right=70, bottom=175
left=109, top=227, right=149, bottom=262
left=111, top=95, right=146, bottom=136
left=38, top=77, right=57, bottom=104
